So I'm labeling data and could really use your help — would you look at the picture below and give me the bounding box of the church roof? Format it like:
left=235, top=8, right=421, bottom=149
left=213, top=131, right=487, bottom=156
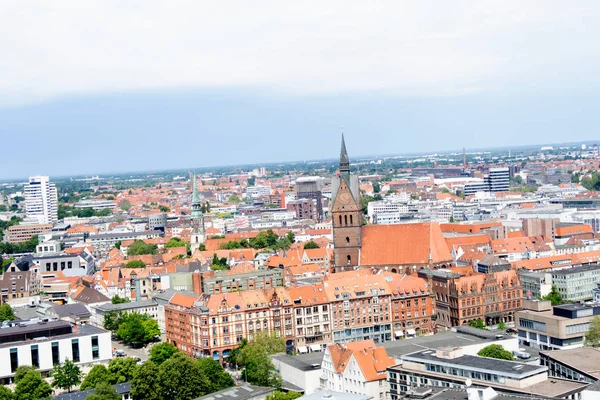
left=360, top=222, right=452, bottom=266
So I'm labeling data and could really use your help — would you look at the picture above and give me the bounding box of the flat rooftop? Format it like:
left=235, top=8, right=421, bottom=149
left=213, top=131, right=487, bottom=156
left=541, top=347, right=600, bottom=379
left=192, top=384, right=274, bottom=400
left=272, top=352, right=325, bottom=371
left=399, top=350, right=546, bottom=378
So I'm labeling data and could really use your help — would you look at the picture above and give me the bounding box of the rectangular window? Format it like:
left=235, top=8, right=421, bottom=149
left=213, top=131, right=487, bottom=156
left=10, top=348, right=18, bottom=373
left=518, top=318, right=546, bottom=332
left=52, top=342, right=60, bottom=365
left=91, top=336, right=99, bottom=360
left=31, top=345, right=39, bottom=368
left=71, top=339, right=80, bottom=362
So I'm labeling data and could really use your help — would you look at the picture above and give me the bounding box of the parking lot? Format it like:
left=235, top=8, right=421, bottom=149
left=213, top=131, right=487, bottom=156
left=111, top=339, right=150, bottom=362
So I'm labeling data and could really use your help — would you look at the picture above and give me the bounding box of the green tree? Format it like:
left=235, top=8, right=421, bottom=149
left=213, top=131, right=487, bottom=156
left=150, top=343, right=179, bottom=366
left=542, top=285, right=563, bottom=306
left=103, top=310, right=125, bottom=332
left=114, top=240, right=122, bottom=250
left=107, top=357, right=139, bottom=384
left=449, top=216, right=455, bottom=223
left=80, top=364, right=110, bottom=390
left=111, top=295, right=130, bottom=304
left=477, top=344, right=514, bottom=361
left=125, top=260, right=146, bottom=268
left=0, top=385, right=13, bottom=400
left=120, top=200, right=132, bottom=211
left=0, top=303, right=15, bottom=322
left=52, top=358, right=82, bottom=393
left=286, top=231, right=295, bottom=243
left=584, top=316, right=600, bottom=347
left=468, top=318, right=486, bottom=329
left=14, top=370, right=52, bottom=400
left=159, top=205, right=170, bottom=212
left=498, top=320, right=506, bottom=330
left=239, top=332, right=284, bottom=387
left=87, top=382, right=120, bottom=400
left=196, top=358, right=234, bottom=392
left=266, top=391, right=303, bottom=400
left=13, top=366, right=37, bottom=383
left=131, top=361, right=161, bottom=400
left=303, top=241, right=319, bottom=250
left=360, top=195, right=375, bottom=214
left=228, top=195, right=241, bottom=203
left=372, top=181, right=381, bottom=193
left=116, top=313, right=160, bottom=346
left=159, top=353, right=210, bottom=400
left=127, top=240, right=158, bottom=256
left=165, top=237, right=188, bottom=248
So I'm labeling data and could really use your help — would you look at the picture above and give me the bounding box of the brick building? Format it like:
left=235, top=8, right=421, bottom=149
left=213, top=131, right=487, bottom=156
left=419, top=267, right=523, bottom=329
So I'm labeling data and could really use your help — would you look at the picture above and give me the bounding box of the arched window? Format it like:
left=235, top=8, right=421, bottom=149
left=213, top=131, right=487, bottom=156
left=350, top=215, right=353, bottom=225
left=344, top=215, right=348, bottom=226
left=347, top=255, right=351, bottom=265
left=346, top=237, right=350, bottom=244
left=339, top=215, right=342, bottom=226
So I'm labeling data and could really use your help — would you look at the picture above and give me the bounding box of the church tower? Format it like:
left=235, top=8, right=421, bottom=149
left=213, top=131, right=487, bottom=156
left=331, top=135, right=362, bottom=272
left=190, top=173, right=206, bottom=253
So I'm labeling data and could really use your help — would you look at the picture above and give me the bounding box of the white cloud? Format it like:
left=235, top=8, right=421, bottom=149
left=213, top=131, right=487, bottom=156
left=1, top=0, right=599, bottom=106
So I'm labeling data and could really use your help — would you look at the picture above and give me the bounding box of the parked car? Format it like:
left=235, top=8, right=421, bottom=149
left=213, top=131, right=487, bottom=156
left=505, top=328, right=517, bottom=335
left=512, top=350, right=531, bottom=359
left=113, top=349, right=126, bottom=357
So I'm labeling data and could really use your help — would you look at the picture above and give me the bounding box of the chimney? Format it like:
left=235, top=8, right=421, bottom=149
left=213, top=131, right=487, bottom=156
left=192, top=271, right=203, bottom=295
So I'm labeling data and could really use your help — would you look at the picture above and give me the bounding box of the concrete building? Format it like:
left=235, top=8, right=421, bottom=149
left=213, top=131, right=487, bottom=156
left=5, top=223, right=52, bottom=243
left=288, top=199, right=318, bottom=221
left=515, top=300, right=600, bottom=350
left=247, top=185, right=272, bottom=199
left=485, top=167, right=510, bottom=193
left=87, top=230, right=163, bottom=258
left=148, top=212, right=168, bottom=232
left=552, top=264, right=600, bottom=302
left=540, top=347, right=600, bottom=383
left=24, top=176, right=58, bottom=225
left=32, top=252, right=95, bottom=276
left=272, top=352, right=324, bottom=394
left=201, top=268, right=283, bottom=295
left=193, top=384, right=275, bottom=400
left=0, top=319, right=111, bottom=383
left=519, top=271, right=553, bottom=299
left=523, top=218, right=557, bottom=239
left=296, top=177, right=324, bottom=222
left=593, top=283, right=600, bottom=302
left=91, top=299, right=160, bottom=330
left=74, top=199, right=116, bottom=210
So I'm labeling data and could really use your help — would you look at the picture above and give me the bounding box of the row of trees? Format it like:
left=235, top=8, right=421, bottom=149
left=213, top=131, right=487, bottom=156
left=0, top=235, right=39, bottom=255
left=104, top=312, right=160, bottom=346
left=57, top=205, right=112, bottom=220
left=220, top=230, right=295, bottom=251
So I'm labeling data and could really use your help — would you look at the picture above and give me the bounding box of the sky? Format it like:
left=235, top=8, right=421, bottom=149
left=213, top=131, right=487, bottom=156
left=1, top=1, right=600, bottom=179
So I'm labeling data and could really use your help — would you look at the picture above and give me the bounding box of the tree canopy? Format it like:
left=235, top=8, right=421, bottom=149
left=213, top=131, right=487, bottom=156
left=541, top=285, right=563, bottom=306
left=477, top=344, right=513, bottom=361
left=150, top=342, right=179, bottom=366
left=87, top=382, right=121, bottom=400
left=14, top=369, right=52, bottom=400
left=0, top=303, right=15, bottom=322
left=111, top=295, right=130, bottom=304
left=125, top=260, right=146, bottom=268
left=236, top=332, right=284, bottom=387
left=107, top=357, right=139, bottom=384
left=585, top=316, right=600, bottom=347
left=158, top=353, right=210, bottom=400
left=266, top=391, right=303, bottom=400
left=468, top=318, right=485, bottom=329
left=116, top=313, right=160, bottom=346
left=196, top=358, right=234, bottom=393
left=165, top=237, right=188, bottom=249
left=80, top=364, right=111, bottom=391
left=127, top=240, right=158, bottom=256
left=303, top=241, right=319, bottom=249
left=131, top=361, right=161, bottom=400
left=52, top=358, right=82, bottom=393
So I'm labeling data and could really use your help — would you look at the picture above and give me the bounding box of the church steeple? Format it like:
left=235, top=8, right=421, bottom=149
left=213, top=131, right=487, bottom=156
left=190, top=173, right=205, bottom=253
left=340, top=134, right=350, bottom=179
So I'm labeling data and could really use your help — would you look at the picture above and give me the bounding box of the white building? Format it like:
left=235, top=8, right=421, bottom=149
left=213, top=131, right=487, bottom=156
left=24, top=176, right=58, bottom=224
left=0, top=320, right=111, bottom=383
left=247, top=185, right=272, bottom=199
left=367, top=201, right=409, bottom=220
left=321, top=340, right=395, bottom=400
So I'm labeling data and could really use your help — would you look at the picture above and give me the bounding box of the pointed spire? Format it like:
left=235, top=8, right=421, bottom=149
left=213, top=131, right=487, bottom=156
left=340, top=131, right=350, bottom=175
left=192, top=173, right=200, bottom=204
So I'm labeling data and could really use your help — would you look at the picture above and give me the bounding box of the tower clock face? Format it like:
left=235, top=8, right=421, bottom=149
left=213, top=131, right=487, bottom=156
left=340, top=192, right=351, bottom=203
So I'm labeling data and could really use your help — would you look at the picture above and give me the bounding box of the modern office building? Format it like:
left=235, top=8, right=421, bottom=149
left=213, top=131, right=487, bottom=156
left=515, top=299, right=600, bottom=350
left=148, top=212, right=168, bottom=232
left=552, top=264, right=600, bottom=302
left=0, top=319, right=111, bottom=384
left=485, top=167, right=510, bottom=193
left=540, top=347, right=600, bottom=384
left=5, top=223, right=53, bottom=243
left=24, top=176, right=58, bottom=224
left=296, top=177, right=324, bottom=222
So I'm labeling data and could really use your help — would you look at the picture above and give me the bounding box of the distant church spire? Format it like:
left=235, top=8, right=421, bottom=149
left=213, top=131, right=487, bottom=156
left=190, top=173, right=205, bottom=252
left=340, top=132, right=350, bottom=180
